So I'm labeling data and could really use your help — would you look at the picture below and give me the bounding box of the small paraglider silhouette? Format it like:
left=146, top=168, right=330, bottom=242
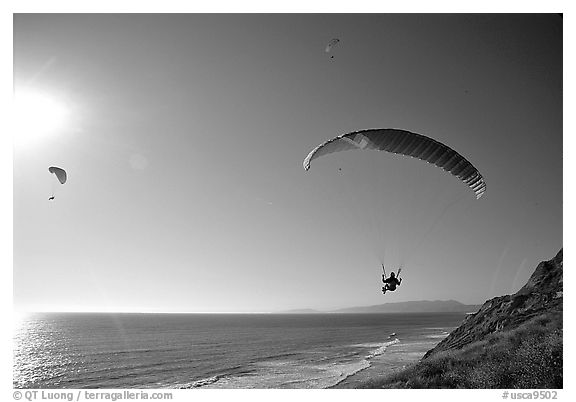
left=48, top=166, right=67, bottom=200
left=325, top=38, right=340, bottom=59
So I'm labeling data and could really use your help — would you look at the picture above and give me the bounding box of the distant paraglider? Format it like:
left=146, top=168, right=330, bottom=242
left=303, top=128, right=486, bottom=199
left=49, top=166, right=67, bottom=184
left=48, top=166, right=67, bottom=200
left=325, top=38, right=340, bottom=59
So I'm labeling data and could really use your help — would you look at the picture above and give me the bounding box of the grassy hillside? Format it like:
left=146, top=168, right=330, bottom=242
left=357, top=307, right=562, bottom=388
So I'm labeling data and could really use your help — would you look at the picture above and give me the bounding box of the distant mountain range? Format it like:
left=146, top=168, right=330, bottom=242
left=281, top=300, right=481, bottom=314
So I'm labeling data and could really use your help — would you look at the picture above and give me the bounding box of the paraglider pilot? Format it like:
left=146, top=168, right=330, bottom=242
left=381, top=264, right=402, bottom=294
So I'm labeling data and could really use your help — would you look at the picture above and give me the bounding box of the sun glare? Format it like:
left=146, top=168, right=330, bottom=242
left=12, top=89, right=69, bottom=146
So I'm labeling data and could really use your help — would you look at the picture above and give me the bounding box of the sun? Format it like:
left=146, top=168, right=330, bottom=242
left=12, top=89, right=69, bottom=146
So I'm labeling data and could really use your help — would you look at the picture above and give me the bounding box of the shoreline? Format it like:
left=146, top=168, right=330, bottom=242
left=330, top=332, right=450, bottom=388
left=14, top=313, right=460, bottom=389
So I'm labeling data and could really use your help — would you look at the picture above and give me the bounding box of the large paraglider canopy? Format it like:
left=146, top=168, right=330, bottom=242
left=303, top=128, right=486, bottom=199
left=49, top=166, right=67, bottom=184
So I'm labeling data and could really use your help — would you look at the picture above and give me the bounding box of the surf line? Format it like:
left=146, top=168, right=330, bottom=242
left=330, top=338, right=401, bottom=388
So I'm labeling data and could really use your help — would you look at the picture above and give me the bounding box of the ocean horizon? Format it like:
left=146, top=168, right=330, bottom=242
left=13, top=312, right=467, bottom=389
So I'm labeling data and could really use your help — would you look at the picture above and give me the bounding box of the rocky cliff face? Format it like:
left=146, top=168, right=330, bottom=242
left=424, top=249, right=563, bottom=358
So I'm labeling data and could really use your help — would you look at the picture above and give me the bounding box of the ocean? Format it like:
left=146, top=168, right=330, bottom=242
left=13, top=312, right=467, bottom=389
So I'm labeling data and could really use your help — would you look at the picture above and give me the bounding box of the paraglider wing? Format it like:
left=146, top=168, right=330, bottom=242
left=325, top=38, right=340, bottom=53
left=48, top=166, right=67, bottom=184
left=303, top=129, right=486, bottom=199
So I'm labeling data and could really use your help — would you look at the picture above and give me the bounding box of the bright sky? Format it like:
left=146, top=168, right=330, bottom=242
left=12, top=13, right=563, bottom=313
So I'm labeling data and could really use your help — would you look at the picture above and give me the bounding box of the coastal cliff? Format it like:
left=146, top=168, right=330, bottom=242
left=361, top=249, right=563, bottom=388
left=424, top=249, right=563, bottom=358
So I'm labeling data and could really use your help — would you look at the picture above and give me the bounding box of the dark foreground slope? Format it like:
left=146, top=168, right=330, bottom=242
left=359, top=249, right=563, bottom=389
